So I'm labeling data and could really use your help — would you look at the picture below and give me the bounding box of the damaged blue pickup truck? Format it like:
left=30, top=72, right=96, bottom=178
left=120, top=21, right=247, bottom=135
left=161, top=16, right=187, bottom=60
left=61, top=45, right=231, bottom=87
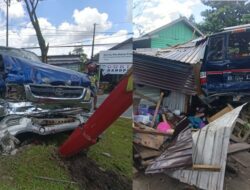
left=200, top=24, right=250, bottom=103
left=0, top=47, right=93, bottom=152
left=0, top=46, right=92, bottom=108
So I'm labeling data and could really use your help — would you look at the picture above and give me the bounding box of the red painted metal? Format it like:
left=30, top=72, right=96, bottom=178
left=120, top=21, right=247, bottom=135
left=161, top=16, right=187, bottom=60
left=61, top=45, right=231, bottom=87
left=59, top=74, right=133, bottom=157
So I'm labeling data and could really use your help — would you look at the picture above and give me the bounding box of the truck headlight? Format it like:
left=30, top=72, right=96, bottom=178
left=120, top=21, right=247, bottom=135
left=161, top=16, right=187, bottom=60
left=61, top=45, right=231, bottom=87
left=83, top=89, right=91, bottom=101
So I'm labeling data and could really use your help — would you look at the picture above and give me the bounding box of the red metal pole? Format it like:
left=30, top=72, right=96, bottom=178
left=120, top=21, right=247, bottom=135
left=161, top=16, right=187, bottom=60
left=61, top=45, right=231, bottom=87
left=59, top=74, right=132, bottom=157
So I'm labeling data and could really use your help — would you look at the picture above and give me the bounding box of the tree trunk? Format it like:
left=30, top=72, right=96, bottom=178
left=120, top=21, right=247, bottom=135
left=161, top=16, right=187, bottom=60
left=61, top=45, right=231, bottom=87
left=23, top=0, right=49, bottom=63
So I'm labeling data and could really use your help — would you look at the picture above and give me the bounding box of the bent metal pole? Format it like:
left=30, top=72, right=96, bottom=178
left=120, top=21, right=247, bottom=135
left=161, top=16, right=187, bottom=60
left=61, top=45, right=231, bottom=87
left=59, top=73, right=133, bottom=157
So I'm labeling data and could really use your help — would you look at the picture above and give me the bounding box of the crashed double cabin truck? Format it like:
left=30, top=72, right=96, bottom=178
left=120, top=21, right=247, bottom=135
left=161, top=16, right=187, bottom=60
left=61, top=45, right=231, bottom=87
left=0, top=46, right=93, bottom=153
left=200, top=24, right=250, bottom=103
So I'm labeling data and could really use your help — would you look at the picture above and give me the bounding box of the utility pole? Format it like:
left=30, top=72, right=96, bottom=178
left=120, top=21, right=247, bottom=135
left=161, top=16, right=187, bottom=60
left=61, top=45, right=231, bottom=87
left=91, top=23, right=96, bottom=60
left=4, top=0, right=10, bottom=47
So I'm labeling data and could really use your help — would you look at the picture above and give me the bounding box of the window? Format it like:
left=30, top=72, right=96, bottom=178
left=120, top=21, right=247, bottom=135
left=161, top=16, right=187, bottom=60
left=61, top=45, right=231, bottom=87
left=207, top=36, right=224, bottom=61
left=228, top=31, right=250, bottom=59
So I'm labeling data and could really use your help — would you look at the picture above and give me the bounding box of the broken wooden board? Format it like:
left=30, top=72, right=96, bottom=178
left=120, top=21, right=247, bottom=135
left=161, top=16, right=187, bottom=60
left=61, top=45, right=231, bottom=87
left=192, top=164, right=221, bottom=172
left=207, top=104, right=234, bottom=123
left=133, top=144, right=161, bottom=160
left=166, top=104, right=244, bottom=190
left=133, top=126, right=170, bottom=150
left=228, top=143, right=250, bottom=154
left=230, top=151, right=250, bottom=168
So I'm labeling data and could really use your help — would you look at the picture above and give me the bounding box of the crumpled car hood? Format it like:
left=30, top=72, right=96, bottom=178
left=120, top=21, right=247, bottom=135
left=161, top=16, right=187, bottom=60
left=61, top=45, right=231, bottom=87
left=2, top=54, right=91, bottom=87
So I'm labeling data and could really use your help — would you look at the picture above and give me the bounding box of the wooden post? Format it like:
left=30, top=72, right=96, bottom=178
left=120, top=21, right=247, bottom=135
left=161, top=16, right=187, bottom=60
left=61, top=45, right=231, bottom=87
left=150, top=92, right=164, bottom=128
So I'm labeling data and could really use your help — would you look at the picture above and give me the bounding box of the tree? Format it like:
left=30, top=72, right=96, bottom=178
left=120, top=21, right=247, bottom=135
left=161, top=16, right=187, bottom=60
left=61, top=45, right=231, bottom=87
left=71, top=47, right=87, bottom=72
left=20, top=0, right=49, bottom=62
left=198, top=0, right=250, bottom=34
left=188, top=14, right=196, bottom=25
left=132, top=0, right=152, bottom=36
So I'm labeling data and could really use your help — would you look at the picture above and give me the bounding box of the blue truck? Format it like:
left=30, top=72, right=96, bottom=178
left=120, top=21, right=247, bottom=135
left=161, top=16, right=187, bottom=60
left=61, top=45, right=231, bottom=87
left=0, top=47, right=93, bottom=148
left=200, top=24, right=250, bottom=103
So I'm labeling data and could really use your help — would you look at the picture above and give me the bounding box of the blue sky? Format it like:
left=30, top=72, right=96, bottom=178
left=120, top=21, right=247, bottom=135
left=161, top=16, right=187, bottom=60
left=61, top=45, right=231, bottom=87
left=36, top=0, right=132, bottom=32
left=133, top=0, right=208, bottom=36
left=0, top=0, right=132, bottom=56
left=0, top=0, right=209, bottom=55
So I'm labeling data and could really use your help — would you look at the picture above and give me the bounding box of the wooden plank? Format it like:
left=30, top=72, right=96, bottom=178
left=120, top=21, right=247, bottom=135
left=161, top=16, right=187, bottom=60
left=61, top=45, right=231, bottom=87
left=192, top=165, right=221, bottom=172
left=150, top=92, right=164, bottom=128
left=236, top=118, right=246, bottom=125
left=141, top=159, right=154, bottom=167
left=230, top=151, right=250, bottom=168
left=133, top=126, right=171, bottom=136
left=228, top=143, right=250, bottom=154
left=139, top=149, right=161, bottom=160
left=133, top=131, right=167, bottom=150
left=207, top=104, right=234, bottom=123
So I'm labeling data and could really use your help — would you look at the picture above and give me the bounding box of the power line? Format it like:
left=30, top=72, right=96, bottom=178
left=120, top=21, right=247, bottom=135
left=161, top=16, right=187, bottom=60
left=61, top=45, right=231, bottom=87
left=0, top=33, right=133, bottom=41
left=8, top=25, right=133, bottom=34
left=21, top=42, right=119, bottom=49
left=3, top=32, right=133, bottom=37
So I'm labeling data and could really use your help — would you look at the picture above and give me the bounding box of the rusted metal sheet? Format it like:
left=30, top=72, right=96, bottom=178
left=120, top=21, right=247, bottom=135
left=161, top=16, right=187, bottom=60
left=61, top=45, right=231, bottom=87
left=146, top=127, right=193, bottom=174
left=133, top=53, right=196, bottom=95
left=166, top=104, right=244, bottom=190
left=135, top=37, right=207, bottom=65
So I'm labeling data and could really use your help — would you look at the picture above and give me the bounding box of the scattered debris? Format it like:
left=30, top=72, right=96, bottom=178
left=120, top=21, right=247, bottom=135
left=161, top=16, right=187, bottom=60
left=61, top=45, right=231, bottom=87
left=102, top=152, right=112, bottom=158
left=228, top=142, right=250, bottom=154
left=133, top=88, right=249, bottom=190
left=166, top=105, right=244, bottom=190
left=0, top=131, right=20, bottom=155
left=146, top=127, right=192, bottom=174
left=207, top=104, right=234, bottom=123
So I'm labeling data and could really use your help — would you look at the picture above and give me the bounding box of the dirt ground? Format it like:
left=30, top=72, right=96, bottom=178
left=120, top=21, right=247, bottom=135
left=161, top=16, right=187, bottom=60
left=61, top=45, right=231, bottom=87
left=55, top=151, right=132, bottom=190
left=133, top=161, right=250, bottom=190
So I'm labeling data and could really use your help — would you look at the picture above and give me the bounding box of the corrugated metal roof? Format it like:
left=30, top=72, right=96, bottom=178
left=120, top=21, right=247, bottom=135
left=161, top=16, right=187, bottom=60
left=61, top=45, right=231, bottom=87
left=46, top=55, right=81, bottom=66
left=133, top=53, right=196, bottom=95
left=167, top=105, right=244, bottom=190
left=135, top=37, right=207, bottom=65
left=146, top=127, right=193, bottom=174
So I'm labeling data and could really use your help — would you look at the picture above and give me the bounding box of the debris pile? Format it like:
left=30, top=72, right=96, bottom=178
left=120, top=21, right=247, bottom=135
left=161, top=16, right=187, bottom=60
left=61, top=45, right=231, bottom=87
left=0, top=103, right=89, bottom=155
left=133, top=89, right=250, bottom=190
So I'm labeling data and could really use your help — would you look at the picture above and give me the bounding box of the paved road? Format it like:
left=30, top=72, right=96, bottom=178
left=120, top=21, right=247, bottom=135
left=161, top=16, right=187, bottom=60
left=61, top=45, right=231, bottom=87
left=91, top=94, right=132, bottom=118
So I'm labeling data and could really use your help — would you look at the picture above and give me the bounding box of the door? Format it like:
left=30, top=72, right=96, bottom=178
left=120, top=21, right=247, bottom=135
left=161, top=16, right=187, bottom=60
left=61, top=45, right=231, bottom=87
left=225, top=29, right=250, bottom=93
left=201, top=35, right=227, bottom=94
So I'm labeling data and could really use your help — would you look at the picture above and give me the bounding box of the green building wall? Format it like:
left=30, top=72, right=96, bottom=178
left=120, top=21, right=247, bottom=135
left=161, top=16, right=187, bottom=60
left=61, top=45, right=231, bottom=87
left=151, top=21, right=199, bottom=48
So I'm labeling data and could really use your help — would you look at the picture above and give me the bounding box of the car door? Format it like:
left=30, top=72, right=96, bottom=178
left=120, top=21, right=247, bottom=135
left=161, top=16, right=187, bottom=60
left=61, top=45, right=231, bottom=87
left=201, top=34, right=228, bottom=94
left=225, top=29, right=250, bottom=92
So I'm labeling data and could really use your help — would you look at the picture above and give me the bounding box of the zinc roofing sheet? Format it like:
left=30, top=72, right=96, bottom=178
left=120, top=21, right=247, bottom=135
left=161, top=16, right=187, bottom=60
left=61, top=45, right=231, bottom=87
left=135, top=37, right=207, bottom=65
left=133, top=53, right=196, bottom=95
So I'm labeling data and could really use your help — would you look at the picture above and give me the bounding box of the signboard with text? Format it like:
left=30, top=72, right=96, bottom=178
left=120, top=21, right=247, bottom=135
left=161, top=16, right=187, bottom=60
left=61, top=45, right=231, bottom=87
left=99, top=50, right=132, bottom=64
left=100, top=64, right=132, bottom=75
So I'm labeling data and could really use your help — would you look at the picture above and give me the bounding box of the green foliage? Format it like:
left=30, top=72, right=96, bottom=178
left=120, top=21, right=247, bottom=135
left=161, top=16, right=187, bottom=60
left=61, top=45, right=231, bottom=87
left=198, top=0, right=250, bottom=34
left=188, top=14, right=196, bottom=25
left=71, top=47, right=88, bottom=72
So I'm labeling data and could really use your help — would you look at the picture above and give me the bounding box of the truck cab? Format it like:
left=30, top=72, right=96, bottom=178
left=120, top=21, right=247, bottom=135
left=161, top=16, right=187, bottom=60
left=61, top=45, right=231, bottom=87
left=200, top=24, right=250, bottom=102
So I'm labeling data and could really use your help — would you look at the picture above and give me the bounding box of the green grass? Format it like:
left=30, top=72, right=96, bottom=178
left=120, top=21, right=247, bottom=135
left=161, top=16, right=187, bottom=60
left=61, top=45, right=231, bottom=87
left=0, top=118, right=132, bottom=189
left=0, top=145, right=77, bottom=190
left=88, top=118, right=132, bottom=178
